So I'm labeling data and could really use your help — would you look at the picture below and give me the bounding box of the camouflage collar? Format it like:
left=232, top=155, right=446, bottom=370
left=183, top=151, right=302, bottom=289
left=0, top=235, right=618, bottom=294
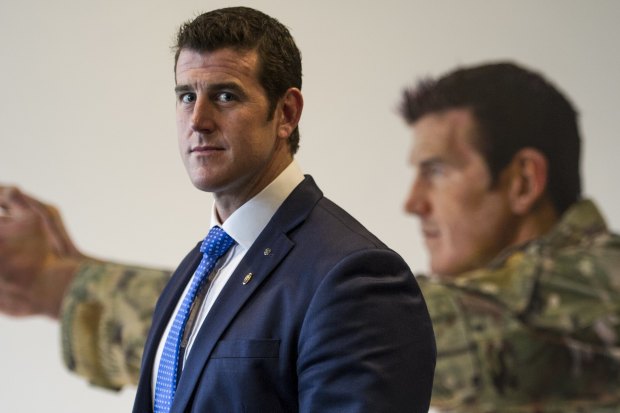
left=442, top=199, right=609, bottom=313
left=543, top=199, right=608, bottom=248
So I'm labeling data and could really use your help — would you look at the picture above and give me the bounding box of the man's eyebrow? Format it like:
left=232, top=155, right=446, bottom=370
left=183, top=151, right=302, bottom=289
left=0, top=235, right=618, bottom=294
left=174, top=84, right=193, bottom=94
left=174, top=82, right=245, bottom=95
left=414, top=156, right=442, bottom=169
left=209, top=81, right=242, bottom=90
left=419, top=157, right=442, bottom=167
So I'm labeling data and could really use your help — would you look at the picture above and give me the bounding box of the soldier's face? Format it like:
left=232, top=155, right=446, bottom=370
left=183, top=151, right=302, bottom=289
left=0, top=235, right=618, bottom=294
left=404, top=109, right=519, bottom=277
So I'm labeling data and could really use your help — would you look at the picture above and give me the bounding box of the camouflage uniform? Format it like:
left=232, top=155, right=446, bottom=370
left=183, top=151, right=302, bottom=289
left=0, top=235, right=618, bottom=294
left=60, top=199, right=620, bottom=410
left=60, top=261, right=170, bottom=389
left=421, top=199, right=620, bottom=412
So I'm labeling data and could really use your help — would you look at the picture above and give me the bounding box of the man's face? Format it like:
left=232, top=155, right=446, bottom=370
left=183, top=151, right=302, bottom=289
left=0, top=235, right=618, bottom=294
left=175, top=48, right=291, bottom=209
left=404, top=109, right=519, bottom=277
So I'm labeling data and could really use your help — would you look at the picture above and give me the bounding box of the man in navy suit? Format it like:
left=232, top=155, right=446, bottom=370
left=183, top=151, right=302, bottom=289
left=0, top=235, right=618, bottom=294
left=130, top=6, right=435, bottom=413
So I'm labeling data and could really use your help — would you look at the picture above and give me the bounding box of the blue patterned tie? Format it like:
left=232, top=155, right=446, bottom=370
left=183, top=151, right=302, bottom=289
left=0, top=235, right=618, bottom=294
left=153, top=226, right=235, bottom=413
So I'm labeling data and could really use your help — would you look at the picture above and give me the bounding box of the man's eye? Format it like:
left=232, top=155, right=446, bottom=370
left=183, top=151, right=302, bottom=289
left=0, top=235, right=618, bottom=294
left=181, top=93, right=196, bottom=104
left=216, top=92, right=235, bottom=103
left=428, top=164, right=444, bottom=175
left=421, top=163, right=444, bottom=178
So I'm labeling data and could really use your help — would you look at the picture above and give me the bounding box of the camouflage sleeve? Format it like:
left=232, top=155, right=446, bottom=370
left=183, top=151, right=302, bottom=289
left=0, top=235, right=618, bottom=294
left=419, top=241, right=620, bottom=413
left=420, top=274, right=620, bottom=413
left=525, top=239, right=620, bottom=347
left=417, top=276, right=482, bottom=411
left=59, top=259, right=170, bottom=390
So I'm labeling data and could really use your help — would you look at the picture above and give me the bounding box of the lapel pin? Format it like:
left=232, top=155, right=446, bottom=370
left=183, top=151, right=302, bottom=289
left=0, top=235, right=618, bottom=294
left=242, top=272, right=253, bottom=285
left=263, top=248, right=272, bottom=256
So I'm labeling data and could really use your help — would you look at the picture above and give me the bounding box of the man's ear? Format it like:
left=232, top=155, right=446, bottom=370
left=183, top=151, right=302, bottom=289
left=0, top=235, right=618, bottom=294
left=506, top=148, right=549, bottom=215
left=276, top=88, right=303, bottom=140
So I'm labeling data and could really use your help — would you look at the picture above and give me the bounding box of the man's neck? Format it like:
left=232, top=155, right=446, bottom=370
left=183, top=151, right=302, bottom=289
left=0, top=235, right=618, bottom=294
left=511, top=198, right=560, bottom=246
left=215, top=157, right=294, bottom=222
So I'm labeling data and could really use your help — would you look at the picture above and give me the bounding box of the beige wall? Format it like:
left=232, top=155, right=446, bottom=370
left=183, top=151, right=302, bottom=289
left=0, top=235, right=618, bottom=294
left=1, top=0, right=619, bottom=411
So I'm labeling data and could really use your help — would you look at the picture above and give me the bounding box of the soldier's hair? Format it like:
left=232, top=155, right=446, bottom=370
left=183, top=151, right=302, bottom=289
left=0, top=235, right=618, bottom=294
left=400, top=61, right=581, bottom=215
left=173, top=7, right=303, bottom=154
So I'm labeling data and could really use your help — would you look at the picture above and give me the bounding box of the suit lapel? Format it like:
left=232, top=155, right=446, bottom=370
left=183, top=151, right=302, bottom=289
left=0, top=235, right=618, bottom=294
left=170, top=176, right=323, bottom=412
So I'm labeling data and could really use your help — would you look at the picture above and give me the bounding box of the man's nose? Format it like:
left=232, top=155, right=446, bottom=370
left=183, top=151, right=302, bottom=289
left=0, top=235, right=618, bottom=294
left=190, top=97, right=216, bottom=134
left=404, top=179, right=430, bottom=216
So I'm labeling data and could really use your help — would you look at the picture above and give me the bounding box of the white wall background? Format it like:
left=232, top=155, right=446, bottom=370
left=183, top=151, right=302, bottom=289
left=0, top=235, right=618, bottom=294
left=1, top=0, right=619, bottom=411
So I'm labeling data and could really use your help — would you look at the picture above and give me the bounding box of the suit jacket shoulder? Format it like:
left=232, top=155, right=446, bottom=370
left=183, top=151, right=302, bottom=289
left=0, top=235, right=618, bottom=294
left=134, top=176, right=436, bottom=413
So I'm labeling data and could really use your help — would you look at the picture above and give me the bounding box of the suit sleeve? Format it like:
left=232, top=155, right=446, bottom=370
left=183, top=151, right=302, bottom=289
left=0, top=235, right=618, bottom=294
left=59, top=259, right=171, bottom=390
left=297, top=249, right=436, bottom=413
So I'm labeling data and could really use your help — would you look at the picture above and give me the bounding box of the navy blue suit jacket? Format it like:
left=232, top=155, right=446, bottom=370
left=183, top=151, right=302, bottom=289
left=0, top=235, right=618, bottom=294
left=133, top=176, right=435, bottom=412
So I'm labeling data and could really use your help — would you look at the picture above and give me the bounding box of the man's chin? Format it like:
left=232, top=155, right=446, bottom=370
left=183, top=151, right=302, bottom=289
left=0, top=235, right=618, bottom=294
left=191, top=181, right=214, bottom=192
left=432, top=261, right=484, bottom=279
left=188, top=174, right=220, bottom=193
left=429, top=258, right=469, bottom=279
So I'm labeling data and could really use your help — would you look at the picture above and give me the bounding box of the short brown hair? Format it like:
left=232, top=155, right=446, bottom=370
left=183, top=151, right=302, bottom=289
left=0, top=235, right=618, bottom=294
left=400, top=62, right=581, bottom=215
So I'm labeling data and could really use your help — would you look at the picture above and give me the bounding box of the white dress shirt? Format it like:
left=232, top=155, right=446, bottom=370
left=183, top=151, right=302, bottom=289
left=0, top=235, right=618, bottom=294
left=152, top=160, right=304, bottom=398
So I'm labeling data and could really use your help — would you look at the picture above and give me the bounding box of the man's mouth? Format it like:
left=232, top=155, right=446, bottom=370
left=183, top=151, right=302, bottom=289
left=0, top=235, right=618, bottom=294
left=421, top=224, right=439, bottom=239
left=190, top=145, right=222, bottom=154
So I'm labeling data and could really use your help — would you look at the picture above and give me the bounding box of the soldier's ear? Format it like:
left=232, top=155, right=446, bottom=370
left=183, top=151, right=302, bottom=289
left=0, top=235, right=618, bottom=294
left=506, top=148, right=549, bottom=215
left=276, top=88, right=303, bottom=140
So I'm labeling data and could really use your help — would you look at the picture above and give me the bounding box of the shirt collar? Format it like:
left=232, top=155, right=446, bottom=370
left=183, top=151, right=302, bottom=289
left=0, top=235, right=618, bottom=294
left=209, top=160, right=304, bottom=250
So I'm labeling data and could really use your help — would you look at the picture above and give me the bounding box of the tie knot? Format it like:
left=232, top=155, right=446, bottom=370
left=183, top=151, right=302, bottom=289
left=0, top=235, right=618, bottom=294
left=200, top=226, right=235, bottom=259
